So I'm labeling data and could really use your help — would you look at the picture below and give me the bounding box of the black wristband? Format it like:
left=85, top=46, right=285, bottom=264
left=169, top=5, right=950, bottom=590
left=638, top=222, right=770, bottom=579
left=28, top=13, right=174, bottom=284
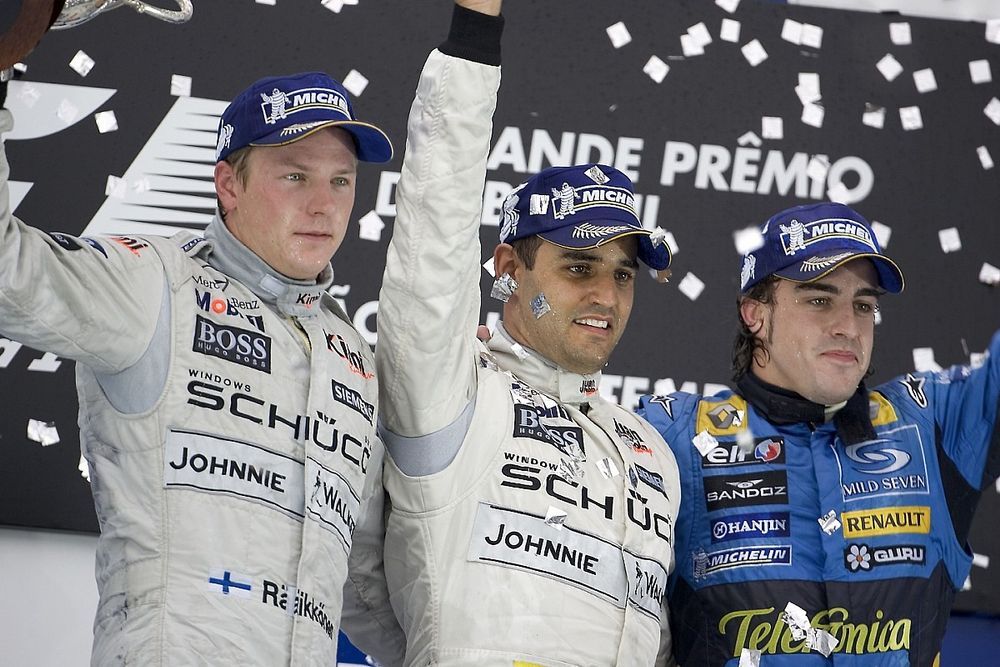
left=439, top=4, right=504, bottom=67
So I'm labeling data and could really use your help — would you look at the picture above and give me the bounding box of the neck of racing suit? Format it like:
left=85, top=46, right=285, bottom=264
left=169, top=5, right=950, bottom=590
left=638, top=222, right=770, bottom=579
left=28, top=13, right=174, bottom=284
left=736, top=371, right=877, bottom=445
left=487, top=322, right=603, bottom=408
left=202, top=215, right=334, bottom=318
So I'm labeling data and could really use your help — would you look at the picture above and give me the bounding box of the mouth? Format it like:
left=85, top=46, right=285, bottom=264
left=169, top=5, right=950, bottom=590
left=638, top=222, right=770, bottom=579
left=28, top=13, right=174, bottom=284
left=821, top=350, right=858, bottom=364
left=574, top=317, right=611, bottom=332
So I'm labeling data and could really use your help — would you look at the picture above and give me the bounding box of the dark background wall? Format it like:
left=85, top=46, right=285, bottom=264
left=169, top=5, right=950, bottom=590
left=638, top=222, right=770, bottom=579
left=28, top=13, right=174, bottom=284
left=0, top=0, right=997, bottom=661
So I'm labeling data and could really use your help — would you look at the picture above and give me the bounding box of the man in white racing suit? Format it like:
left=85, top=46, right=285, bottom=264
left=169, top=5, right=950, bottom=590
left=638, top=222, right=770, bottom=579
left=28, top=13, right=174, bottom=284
left=0, top=68, right=400, bottom=665
left=375, top=2, right=682, bottom=664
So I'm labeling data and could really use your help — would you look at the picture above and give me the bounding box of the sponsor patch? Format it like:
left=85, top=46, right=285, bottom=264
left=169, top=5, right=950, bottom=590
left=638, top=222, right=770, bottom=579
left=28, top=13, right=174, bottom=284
left=468, top=502, right=667, bottom=620
left=195, top=289, right=265, bottom=332
left=615, top=419, right=653, bottom=456
left=693, top=545, right=792, bottom=578
left=702, top=437, right=785, bottom=468
left=704, top=470, right=788, bottom=512
left=47, top=232, right=83, bottom=251
left=512, top=404, right=585, bottom=454
left=841, top=506, right=931, bottom=538
left=899, top=373, right=928, bottom=409
left=634, top=463, right=670, bottom=500
left=696, top=396, right=748, bottom=435
left=778, top=217, right=877, bottom=256
left=845, top=543, right=926, bottom=571
left=710, top=511, right=790, bottom=543
left=192, top=314, right=272, bottom=373
left=110, top=235, right=149, bottom=256
left=325, top=330, right=374, bottom=379
left=837, top=424, right=929, bottom=502
left=331, top=378, right=375, bottom=425
left=304, top=457, right=361, bottom=552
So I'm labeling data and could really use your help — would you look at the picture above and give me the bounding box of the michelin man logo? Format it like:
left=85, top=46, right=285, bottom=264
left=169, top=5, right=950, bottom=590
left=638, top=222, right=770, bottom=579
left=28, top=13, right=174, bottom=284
left=551, top=182, right=580, bottom=220
left=216, top=123, right=234, bottom=160
left=260, top=88, right=290, bottom=124
left=780, top=220, right=807, bottom=255
left=740, top=254, right=756, bottom=289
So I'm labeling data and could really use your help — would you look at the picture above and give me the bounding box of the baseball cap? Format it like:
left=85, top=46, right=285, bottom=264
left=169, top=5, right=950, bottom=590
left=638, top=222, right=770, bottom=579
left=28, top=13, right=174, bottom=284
left=739, top=201, right=904, bottom=293
left=498, top=164, right=671, bottom=270
left=215, top=71, right=393, bottom=164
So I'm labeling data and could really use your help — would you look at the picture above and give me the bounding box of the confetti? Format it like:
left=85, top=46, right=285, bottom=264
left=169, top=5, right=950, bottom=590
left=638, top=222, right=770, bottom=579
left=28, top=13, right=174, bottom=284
left=681, top=34, right=704, bottom=57
left=801, top=102, right=824, bottom=128
left=913, top=68, right=937, bottom=93
left=321, top=0, right=359, bottom=11
left=870, top=220, right=892, bottom=248
left=643, top=56, right=669, bottom=83
left=973, top=552, right=991, bottom=569
left=692, top=430, right=718, bottom=456
left=255, top=0, right=276, bottom=5
left=606, top=21, right=632, bottom=49
left=800, top=24, right=823, bottom=50
left=27, top=419, right=60, bottom=446
left=95, top=110, right=118, bottom=133
left=969, top=59, right=992, bottom=84
left=739, top=649, right=761, bottom=667
left=597, top=457, right=620, bottom=479
left=761, top=116, right=783, bottom=140
left=986, top=19, right=1000, bottom=45
left=742, top=39, right=768, bottom=67
left=105, top=175, right=127, bottom=199
left=688, top=22, right=713, bottom=49
left=978, top=146, right=995, bottom=170
left=170, top=74, right=192, bottom=97
left=69, top=50, right=95, bottom=77
left=862, top=103, right=886, bottom=129
left=357, top=210, right=385, bottom=242
left=716, top=0, right=740, bottom=13
left=720, top=18, right=741, bottom=43
left=79, top=454, right=91, bottom=482
left=889, top=22, right=912, bottom=45
left=979, top=262, right=1000, bottom=286
left=938, top=226, right=961, bottom=253
left=544, top=506, right=568, bottom=530
left=826, top=181, right=850, bottom=204
left=818, top=510, right=841, bottom=535
left=482, top=257, right=496, bottom=278
left=985, top=97, right=1000, bottom=125
left=899, top=105, right=923, bottom=131
left=781, top=19, right=803, bottom=45
left=913, top=347, right=942, bottom=373
left=342, top=69, right=369, bottom=96
left=876, top=54, right=903, bottom=82
left=733, top=226, right=764, bottom=255
left=797, top=72, right=821, bottom=103
left=806, top=155, right=830, bottom=181
left=678, top=272, right=705, bottom=301
left=530, top=293, right=551, bottom=318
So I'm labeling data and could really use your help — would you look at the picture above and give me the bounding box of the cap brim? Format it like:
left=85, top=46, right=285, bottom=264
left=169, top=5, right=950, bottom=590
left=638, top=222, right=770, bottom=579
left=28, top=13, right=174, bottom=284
left=251, top=120, right=393, bottom=163
left=537, top=226, right=672, bottom=270
left=774, top=251, right=904, bottom=293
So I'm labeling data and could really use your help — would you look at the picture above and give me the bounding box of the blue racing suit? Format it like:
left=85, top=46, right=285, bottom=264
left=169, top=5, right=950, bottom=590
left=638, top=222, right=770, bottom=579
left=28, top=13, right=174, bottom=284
left=638, top=330, right=1000, bottom=666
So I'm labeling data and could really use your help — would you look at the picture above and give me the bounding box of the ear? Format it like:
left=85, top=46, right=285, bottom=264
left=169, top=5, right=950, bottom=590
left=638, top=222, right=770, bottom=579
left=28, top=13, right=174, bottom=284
left=215, top=161, right=240, bottom=214
left=493, top=243, right=521, bottom=280
left=739, top=297, right=767, bottom=336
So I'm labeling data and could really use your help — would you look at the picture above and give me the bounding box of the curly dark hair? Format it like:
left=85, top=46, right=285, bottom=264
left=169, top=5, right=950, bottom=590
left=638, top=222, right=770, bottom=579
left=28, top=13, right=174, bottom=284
left=731, top=276, right=780, bottom=381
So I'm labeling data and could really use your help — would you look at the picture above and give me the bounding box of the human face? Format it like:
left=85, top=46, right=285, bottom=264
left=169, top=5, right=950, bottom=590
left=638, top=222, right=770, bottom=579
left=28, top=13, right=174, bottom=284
left=742, top=260, right=881, bottom=404
left=497, top=237, right=638, bottom=375
left=215, top=127, right=357, bottom=280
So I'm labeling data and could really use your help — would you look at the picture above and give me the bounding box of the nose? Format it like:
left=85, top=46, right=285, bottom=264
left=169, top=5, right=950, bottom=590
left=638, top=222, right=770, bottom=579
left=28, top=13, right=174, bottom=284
left=829, top=301, right=861, bottom=339
left=308, top=182, right=338, bottom=216
left=588, top=273, right=619, bottom=309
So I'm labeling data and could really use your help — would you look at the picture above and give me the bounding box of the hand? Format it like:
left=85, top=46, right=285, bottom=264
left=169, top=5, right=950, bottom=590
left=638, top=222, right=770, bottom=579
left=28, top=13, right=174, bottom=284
left=455, top=0, right=501, bottom=17
left=476, top=325, right=491, bottom=342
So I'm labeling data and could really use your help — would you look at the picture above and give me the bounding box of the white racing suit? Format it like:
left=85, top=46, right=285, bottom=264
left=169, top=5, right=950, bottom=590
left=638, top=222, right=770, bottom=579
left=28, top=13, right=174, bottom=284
left=375, top=43, right=682, bottom=666
left=0, top=108, right=397, bottom=665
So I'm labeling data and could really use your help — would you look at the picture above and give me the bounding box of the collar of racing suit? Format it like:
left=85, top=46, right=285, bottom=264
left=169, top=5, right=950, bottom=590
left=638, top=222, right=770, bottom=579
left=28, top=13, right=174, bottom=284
left=487, top=323, right=603, bottom=407
left=202, top=215, right=334, bottom=318
left=737, top=371, right=877, bottom=445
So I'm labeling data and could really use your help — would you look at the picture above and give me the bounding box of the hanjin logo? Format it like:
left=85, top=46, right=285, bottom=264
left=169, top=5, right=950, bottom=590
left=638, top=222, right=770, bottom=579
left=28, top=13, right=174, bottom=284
left=192, top=316, right=271, bottom=373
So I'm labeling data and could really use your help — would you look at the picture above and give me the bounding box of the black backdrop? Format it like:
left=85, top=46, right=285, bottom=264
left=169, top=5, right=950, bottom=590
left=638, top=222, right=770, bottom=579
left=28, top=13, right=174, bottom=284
left=1, top=0, right=998, bottom=617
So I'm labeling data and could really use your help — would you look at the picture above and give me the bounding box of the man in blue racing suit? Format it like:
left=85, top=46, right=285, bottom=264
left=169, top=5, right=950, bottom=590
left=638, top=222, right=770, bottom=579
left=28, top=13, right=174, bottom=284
left=639, top=201, right=1000, bottom=666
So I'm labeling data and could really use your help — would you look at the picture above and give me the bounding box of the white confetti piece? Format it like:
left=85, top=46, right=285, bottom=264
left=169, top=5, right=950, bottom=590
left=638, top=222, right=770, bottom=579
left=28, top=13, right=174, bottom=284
left=693, top=430, right=718, bottom=456
left=807, top=155, right=830, bottom=181
left=913, top=347, right=942, bottom=373
left=643, top=56, right=669, bottom=83
left=818, top=510, right=841, bottom=535
left=979, top=262, right=1000, bottom=286
left=95, top=110, right=118, bottom=134
left=255, top=0, right=276, bottom=5
left=716, top=0, right=740, bottom=13
left=170, top=74, right=192, bottom=97
left=781, top=19, right=803, bottom=45
left=606, top=21, right=632, bottom=49
left=483, top=257, right=496, bottom=278
left=889, top=22, right=911, bottom=45
left=739, top=649, right=761, bottom=667
left=972, top=552, right=991, bottom=569
left=321, top=0, right=359, bottom=11
left=798, top=72, right=821, bottom=99
left=105, top=175, right=127, bottom=199
left=985, top=97, right=1000, bottom=125
left=662, top=230, right=679, bottom=256
left=341, top=69, right=368, bottom=97
left=544, top=506, right=568, bottom=530
left=742, top=39, right=768, bottom=67
left=899, top=105, right=923, bottom=131
left=69, top=50, right=95, bottom=77
left=79, top=454, right=91, bottom=482
left=783, top=602, right=811, bottom=639
left=597, top=457, right=620, bottom=479
left=688, top=22, right=713, bottom=49
left=737, top=131, right=762, bottom=147
left=509, top=342, right=530, bottom=360
left=876, top=53, right=903, bottom=82
left=678, top=272, right=705, bottom=301
left=761, top=116, right=783, bottom=140
left=913, top=68, right=937, bottom=93
left=870, top=220, right=892, bottom=248
left=733, top=226, right=764, bottom=256
left=801, top=102, right=824, bottom=128
left=826, top=181, right=850, bottom=204
left=987, top=19, right=1000, bottom=45
left=357, top=210, right=385, bottom=242
left=996, top=477, right=1000, bottom=493
left=681, top=33, right=704, bottom=57
left=800, top=24, right=823, bottom=49
left=962, top=575, right=972, bottom=591
left=720, top=18, right=741, bottom=43
left=970, top=59, right=992, bottom=84
left=27, top=419, right=60, bottom=446
left=862, top=103, right=885, bottom=129
left=810, top=629, right=838, bottom=657
left=938, top=226, right=961, bottom=253
left=978, top=146, right=995, bottom=170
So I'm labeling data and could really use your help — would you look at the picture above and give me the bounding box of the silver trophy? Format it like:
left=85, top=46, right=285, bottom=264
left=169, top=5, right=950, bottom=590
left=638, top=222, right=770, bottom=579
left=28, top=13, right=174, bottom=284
left=53, top=0, right=193, bottom=29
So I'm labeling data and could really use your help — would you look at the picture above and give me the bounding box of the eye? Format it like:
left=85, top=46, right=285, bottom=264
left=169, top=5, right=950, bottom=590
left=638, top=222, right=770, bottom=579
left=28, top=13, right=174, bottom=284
left=615, top=269, right=636, bottom=283
left=285, top=172, right=304, bottom=182
left=808, top=296, right=830, bottom=307
left=855, top=301, right=879, bottom=314
left=333, top=176, right=351, bottom=187
left=568, top=264, right=590, bottom=275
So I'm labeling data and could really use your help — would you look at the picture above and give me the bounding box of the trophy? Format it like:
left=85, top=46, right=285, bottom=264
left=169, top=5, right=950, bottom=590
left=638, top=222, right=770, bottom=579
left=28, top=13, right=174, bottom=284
left=0, top=0, right=193, bottom=69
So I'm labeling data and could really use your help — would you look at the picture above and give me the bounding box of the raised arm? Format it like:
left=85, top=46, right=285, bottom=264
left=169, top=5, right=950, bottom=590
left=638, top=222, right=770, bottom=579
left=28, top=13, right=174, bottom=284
left=375, top=3, right=503, bottom=438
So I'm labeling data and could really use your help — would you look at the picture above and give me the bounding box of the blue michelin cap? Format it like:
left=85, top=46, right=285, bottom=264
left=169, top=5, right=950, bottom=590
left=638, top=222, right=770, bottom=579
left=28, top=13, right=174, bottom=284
left=739, top=201, right=904, bottom=294
left=215, top=71, right=393, bottom=164
left=498, top=164, right=671, bottom=270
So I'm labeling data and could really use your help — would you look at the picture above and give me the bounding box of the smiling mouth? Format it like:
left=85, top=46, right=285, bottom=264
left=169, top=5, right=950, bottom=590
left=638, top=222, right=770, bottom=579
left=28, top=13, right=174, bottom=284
left=575, top=318, right=610, bottom=330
